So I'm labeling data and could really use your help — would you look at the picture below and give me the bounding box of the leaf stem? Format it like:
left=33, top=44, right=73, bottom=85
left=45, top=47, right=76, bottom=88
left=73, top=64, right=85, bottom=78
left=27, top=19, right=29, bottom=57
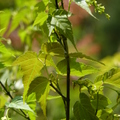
left=0, top=81, right=30, bottom=120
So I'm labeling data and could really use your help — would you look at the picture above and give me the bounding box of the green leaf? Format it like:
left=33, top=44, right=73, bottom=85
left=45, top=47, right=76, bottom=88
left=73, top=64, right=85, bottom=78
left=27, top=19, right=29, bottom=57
left=0, top=95, right=7, bottom=108
left=8, top=7, right=30, bottom=34
left=0, top=108, right=4, bottom=119
left=69, top=52, right=104, bottom=65
left=57, top=58, right=98, bottom=77
left=0, top=62, right=5, bottom=69
left=91, top=94, right=111, bottom=110
left=33, top=12, right=48, bottom=26
left=47, top=9, right=76, bottom=49
left=73, top=0, right=96, bottom=19
left=5, top=96, right=34, bottom=113
left=0, top=41, right=14, bottom=57
left=97, top=109, right=113, bottom=119
left=47, top=95, right=61, bottom=100
left=73, top=93, right=98, bottom=120
left=39, top=83, right=50, bottom=116
left=27, top=76, right=49, bottom=100
left=12, top=51, right=44, bottom=101
left=41, top=42, right=64, bottom=57
left=95, top=68, right=120, bottom=88
left=104, top=71, right=120, bottom=88
left=26, top=93, right=36, bottom=120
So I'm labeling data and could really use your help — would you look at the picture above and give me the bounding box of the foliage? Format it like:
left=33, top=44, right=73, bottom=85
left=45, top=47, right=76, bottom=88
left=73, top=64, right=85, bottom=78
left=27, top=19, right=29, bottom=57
left=0, top=0, right=120, bottom=120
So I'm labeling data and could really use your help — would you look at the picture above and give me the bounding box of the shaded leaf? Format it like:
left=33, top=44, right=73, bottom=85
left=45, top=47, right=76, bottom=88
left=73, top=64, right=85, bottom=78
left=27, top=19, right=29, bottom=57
left=5, top=96, right=34, bottom=113
left=12, top=51, right=44, bottom=100
left=73, top=0, right=96, bottom=19
left=28, top=76, right=49, bottom=100
left=91, top=94, right=111, bottom=110
left=57, top=58, right=98, bottom=77
left=33, top=12, right=48, bottom=26
left=41, top=42, right=64, bottom=57
left=73, top=93, right=98, bottom=120
left=39, top=83, right=50, bottom=116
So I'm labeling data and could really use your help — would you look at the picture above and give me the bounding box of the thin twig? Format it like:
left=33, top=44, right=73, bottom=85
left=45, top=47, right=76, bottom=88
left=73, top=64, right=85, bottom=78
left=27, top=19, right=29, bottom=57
left=50, top=82, right=67, bottom=101
left=0, top=81, right=30, bottom=120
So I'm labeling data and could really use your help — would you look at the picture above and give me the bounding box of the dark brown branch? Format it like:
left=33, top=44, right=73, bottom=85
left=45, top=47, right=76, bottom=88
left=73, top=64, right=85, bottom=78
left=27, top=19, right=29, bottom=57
left=55, top=0, right=59, bottom=9
left=63, top=39, right=70, bottom=120
left=50, top=82, right=67, bottom=101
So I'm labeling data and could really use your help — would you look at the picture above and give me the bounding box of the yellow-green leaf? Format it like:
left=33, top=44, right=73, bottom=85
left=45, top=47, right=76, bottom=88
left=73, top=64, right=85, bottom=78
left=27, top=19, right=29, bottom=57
left=12, top=51, right=44, bottom=101
left=39, top=83, right=50, bottom=116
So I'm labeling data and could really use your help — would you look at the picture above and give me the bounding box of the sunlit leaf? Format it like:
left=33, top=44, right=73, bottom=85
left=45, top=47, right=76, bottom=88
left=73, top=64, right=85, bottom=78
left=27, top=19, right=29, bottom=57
left=5, top=96, right=34, bottom=113
left=57, top=58, right=98, bottom=77
left=26, top=93, right=36, bottom=120
left=73, top=93, right=98, bottom=120
left=12, top=51, right=44, bottom=100
left=95, top=68, right=120, bottom=88
left=0, top=95, right=7, bottom=108
left=73, top=0, right=96, bottom=19
left=47, top=9, right=76, bottom=49
left=69, top=52, right=104, bottom=65
left=0, top=41, right=14, bottom=57
left=47, top=95, right=61, bottom=100
left=33, top=12, right=48, bottom=26
left=8, top=7, right=30, bottom=34
left=27, top=76, right=49, bottom=100
left=39, top=83, right=50, bottom=116
left=97, top=109, right=113, bottom=120
left=41, top=42, right=64, bottom=57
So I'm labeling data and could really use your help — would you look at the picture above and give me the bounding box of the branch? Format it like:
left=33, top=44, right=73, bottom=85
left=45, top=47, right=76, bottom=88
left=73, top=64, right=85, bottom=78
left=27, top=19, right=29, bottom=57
left=55, top=0, right=59, bottom=9
left=50, top=82, right=67, bottom=101
left=63, top=38, right=70, bottom=120
left=61, top=0, right=64, bottom=9
left=0, top=81, right=30, bottom=120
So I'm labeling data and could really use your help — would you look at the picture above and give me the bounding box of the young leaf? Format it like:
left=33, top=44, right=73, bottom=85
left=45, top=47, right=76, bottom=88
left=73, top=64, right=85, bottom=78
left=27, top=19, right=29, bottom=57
left=57, top=58, right=98, bottom=77
left=5, top=96, right=34, bottom=113
left=12, top=51, right=44, bottom=101
left=69, top=52, right=104, bottom=65
left=95, top=68, right=120, bottom=88
left=41, top=42, right=64, bottom=57
left=73, top=0, right=96, bottom=19
left=27, top=76, right=49, bottom=100
left=33, top=12, right=48, bottom=26
left=47, top=9, right=76, bottom=49
left=39, top=83, right=50, bottom=116
left=73, top=93, right=98, bottom=120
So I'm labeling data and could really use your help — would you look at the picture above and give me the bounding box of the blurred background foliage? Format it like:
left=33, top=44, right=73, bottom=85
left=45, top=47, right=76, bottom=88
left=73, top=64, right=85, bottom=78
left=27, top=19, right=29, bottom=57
left=0, top=0, right=120, bottom=120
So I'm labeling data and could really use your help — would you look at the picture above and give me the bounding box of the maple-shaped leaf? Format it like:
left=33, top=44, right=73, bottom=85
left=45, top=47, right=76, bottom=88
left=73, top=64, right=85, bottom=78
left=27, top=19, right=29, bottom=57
left=12, top=51, right=44, bottom=101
